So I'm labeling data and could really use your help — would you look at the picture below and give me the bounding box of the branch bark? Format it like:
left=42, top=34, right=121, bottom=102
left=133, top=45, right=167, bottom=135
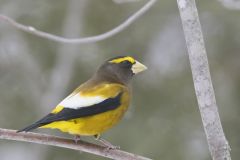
left=0, top=0, right=156, bottom=44
left=176, top=0, right=231, bottom=160
left=0, top=128, right=151, bottom=160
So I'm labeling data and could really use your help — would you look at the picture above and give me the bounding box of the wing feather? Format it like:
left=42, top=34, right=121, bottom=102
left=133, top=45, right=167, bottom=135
left=17, top=92, right=123, bottom=132
left=59, top=93, right=106, bottom=109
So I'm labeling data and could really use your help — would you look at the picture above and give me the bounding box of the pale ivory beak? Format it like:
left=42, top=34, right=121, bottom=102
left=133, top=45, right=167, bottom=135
left=131, top=61, right=147, bottom=74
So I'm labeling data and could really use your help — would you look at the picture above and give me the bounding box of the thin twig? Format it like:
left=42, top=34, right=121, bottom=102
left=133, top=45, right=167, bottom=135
left=177, top=0, right=231, bottom=160
left=0, top=128, right=152, bottom=160
left=0, top=0, right=156, bottom=44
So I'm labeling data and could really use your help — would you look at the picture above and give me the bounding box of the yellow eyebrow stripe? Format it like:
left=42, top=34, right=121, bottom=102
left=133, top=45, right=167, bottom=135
left=109, top=56, right=135, bottom=64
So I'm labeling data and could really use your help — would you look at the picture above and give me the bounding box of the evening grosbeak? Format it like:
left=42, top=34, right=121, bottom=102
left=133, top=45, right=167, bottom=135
left=18, top=56, right=147, bottom=148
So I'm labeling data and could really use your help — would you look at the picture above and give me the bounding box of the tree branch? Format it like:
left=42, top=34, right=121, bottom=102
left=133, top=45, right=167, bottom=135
left=0, top=0, right=156, bottom=44
left=177, top=0, right=231, bottom=160
left=0, top=128, right=151, bottom=160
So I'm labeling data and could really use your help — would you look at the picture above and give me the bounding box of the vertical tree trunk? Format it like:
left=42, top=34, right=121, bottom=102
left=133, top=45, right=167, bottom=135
left=40, top=0, right=88, bottom=110
left=176, top=0, right=231, bottom=159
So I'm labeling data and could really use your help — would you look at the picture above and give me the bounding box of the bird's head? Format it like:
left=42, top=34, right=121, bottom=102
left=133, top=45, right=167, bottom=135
left=96, top=56, right=147, bottom=84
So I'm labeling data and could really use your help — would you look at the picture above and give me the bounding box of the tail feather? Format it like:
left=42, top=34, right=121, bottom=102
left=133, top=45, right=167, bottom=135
left=17, top=122, right=43, bottom=133
left=17, top=113, right=53, bottom=133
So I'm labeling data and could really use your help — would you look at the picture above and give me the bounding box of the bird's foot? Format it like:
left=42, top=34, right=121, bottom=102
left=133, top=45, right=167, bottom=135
left=74, top=135, right=81, bottom=144
left=94, top=134, right=120, bottom=150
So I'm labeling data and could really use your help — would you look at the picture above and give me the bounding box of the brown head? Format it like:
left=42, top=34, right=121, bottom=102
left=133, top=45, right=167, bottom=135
left=95, top=56, right=147, bottom=84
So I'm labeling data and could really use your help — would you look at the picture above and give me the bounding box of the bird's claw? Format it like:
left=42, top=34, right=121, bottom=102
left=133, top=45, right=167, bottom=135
left=103, top=144, right=120, bottom=151
left=94, top=135, right=120, bottom=150
left=74, top=135, right=81, bottom=144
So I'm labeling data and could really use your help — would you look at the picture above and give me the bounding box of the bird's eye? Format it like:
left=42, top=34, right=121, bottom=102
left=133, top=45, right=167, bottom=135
left=121, top=60, right=132, bottom=68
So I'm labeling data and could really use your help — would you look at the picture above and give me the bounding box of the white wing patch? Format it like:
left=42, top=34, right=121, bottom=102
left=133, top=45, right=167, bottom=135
left=59, top=93, right=106, bottom=109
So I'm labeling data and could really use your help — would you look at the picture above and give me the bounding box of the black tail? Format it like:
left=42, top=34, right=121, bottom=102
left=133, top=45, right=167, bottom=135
left=17, top=122, right=43, bottom=133
left=17, top=113, right=54, bottom=133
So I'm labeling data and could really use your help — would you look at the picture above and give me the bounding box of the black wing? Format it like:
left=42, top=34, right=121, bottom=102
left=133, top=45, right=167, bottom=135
left=17, top=92, right=123, bottom=132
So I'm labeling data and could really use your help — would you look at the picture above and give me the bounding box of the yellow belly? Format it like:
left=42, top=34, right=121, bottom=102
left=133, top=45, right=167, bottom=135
left=41, top=83, right=130, bottom=136
left=41, top=104, right=128, bottom=135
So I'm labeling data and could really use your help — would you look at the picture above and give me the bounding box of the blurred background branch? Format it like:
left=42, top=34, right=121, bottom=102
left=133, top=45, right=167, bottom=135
left=217, top=0, right=240, bottom=10
left=0, top=128, right=152, bottom=160
left=40, top=0, right=87, bottom=111
left=0, top=0, right=156, bottom=44
left=177, top=0, right=231, bottom=159
left=113, top=0, right=141, bottom=4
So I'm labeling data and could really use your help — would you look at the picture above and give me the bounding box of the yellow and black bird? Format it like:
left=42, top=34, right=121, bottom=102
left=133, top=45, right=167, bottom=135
left=18, top=56, right=147, bottom=148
